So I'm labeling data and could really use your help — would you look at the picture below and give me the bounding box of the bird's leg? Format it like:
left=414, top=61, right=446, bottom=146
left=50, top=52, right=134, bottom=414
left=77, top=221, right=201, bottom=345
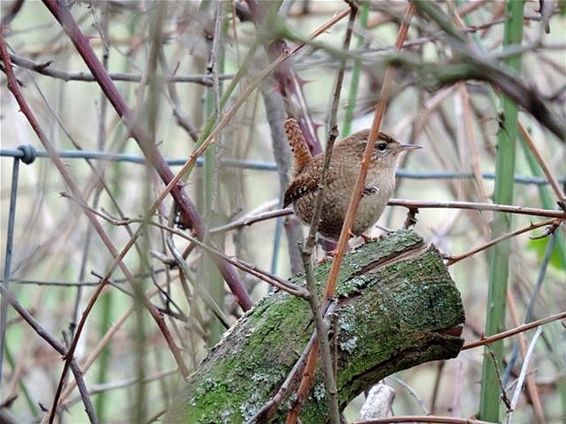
left=318, top=237, right=352, bottom=263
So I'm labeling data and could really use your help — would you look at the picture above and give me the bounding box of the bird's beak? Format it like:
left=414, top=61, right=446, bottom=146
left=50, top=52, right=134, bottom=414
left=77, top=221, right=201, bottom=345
left=399, top=144, right=422, bottom=151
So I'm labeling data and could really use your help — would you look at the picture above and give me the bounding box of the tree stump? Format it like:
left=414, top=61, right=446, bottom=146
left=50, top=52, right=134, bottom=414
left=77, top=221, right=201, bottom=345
left=166, top=229, right=465, bottom=423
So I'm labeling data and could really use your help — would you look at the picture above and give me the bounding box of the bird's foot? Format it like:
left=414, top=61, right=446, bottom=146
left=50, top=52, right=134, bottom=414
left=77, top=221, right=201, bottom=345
left=359, top=233, right=377, bottom=243
left=318, top=241, right=352, bottom=263
left=317, top=252, right=335, bottom=264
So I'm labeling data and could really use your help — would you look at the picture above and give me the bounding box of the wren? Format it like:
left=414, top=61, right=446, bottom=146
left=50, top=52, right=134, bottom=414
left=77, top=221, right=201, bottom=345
left=283, top=119, right=421, bottom=240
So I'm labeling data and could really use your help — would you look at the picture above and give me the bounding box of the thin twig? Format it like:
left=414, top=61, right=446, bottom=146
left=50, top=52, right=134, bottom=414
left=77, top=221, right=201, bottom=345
left=505, top=295, right=545, bottom=423
left=159, top=50, right=200, bottom=141
left=64, top=369, right=177, bottom=408
left=0, top=285, right=97, bottom=423
left=7, top=52, right=226, bottom=85
left=84, top=205, right=309, bottom=298
left=165, top=237, right=231, bottom=329
left=211, top=208, right=291, bottom=233
left=485, top=345, right=512, bottom=411
left=206, top=196, right=566, bottom=234
left=518, top=122, right=566, bottom=210
left=389, top=199, right=566, bottom=219
left=462, top=311, right=566, bottom=350
left=446, top=219, right=558, bottom=266
left=294, top=7, right=358, bottom=423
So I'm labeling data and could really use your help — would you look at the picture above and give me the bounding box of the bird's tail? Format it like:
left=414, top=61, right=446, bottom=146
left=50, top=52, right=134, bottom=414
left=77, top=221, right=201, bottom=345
left=284, top=117, right=312, bottom=175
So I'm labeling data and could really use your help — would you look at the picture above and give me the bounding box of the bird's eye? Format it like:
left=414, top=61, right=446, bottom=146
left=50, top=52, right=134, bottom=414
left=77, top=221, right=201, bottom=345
left=376, top=143, right=387, bottom=151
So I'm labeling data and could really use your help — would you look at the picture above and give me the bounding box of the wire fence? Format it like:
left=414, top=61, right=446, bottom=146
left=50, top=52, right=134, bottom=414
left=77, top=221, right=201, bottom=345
left=2, top=144, right=564, bottom=292
left=2, top=146, right=564, bottom=185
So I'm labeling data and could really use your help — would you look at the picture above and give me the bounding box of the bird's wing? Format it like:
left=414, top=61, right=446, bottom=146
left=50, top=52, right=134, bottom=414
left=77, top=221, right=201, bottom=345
left=283, top=164, right=338, bottom=208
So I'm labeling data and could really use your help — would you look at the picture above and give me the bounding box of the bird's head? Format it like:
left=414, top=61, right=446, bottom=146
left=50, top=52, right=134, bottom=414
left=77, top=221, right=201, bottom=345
left=342, top=130, right=421, bottom=167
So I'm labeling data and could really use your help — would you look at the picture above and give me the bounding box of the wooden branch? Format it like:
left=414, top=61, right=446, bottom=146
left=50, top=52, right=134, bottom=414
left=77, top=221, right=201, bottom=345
left=165, top=230, right=465, bottom=423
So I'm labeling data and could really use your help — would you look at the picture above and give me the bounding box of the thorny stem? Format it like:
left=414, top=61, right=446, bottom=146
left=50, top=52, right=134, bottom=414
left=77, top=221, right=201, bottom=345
left=244, top=0, right=324, bottom=155
left=40, top=0, right=254, bottom=311
left=480, top=0, right=524, bottom=418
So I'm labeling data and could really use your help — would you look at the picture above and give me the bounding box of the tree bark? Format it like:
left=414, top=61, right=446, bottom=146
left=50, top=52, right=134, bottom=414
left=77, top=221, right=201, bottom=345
left=166, top=229, right=465, bottom=423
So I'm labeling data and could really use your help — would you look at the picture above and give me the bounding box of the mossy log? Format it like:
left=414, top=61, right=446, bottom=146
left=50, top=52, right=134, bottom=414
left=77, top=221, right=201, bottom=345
left=166, top=229, right=465, bottom=423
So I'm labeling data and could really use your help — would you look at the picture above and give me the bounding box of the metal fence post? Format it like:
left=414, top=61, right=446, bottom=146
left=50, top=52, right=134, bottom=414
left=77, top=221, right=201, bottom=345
left=0, top=145, right=36, bottom=388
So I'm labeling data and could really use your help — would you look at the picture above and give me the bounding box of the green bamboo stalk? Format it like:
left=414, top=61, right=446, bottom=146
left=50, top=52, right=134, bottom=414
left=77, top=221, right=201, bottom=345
left=479, top=0, right=525, bottom=421
left=342, top=1, right=368, bottom=136
left=94, top=290, right=115, bottom=420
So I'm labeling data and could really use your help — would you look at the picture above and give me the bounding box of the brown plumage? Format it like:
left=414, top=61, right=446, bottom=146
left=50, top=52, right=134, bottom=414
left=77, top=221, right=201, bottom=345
left=284, top=129, right=421, bottom=240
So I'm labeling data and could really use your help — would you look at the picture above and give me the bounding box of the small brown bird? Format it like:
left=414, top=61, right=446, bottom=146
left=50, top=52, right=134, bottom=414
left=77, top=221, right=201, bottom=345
left=283, top=119, right=421, bottom=240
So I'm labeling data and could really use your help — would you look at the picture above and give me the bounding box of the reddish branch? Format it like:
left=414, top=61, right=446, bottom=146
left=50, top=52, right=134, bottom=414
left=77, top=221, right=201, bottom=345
left=40, top=0, right=253, bottom=311
left=287, top=4, right=416, bottom=422
left=244, top=0, right=323, bottom=155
